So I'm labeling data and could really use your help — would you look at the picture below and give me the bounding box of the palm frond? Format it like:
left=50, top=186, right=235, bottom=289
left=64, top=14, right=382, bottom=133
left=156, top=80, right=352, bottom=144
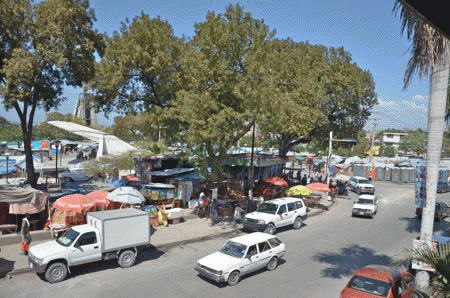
left=393, top=0, right=450, bottom=89
left=409, top=243, right=450, bottom=297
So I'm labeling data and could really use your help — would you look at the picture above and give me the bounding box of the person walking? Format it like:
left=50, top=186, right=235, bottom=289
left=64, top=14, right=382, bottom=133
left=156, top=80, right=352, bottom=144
left=210, top=198, right=218, bottom=224
left=20, top=213, right=31, bottom=255
left=301, top=174, right=307, bottom=186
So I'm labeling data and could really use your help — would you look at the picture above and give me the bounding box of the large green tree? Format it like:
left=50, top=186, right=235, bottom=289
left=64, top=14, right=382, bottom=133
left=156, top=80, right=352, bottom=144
left=91, top=13, right=184, bottom=114
left=399, top=129, right=427, bottom=156
left=0, top=0, right=104, bottom=187
left=0, top=116, right=22, bottom=142
left=257, top=40, right=326, bottom=157
left=168, top=4, right=274, bottom=178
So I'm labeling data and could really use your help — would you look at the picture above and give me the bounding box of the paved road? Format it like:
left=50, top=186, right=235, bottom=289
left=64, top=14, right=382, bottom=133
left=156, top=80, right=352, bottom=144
left=2, top=181, right=449, bottom=297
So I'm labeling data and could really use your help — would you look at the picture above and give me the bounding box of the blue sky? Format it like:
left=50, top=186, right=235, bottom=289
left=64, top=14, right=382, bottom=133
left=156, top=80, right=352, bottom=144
left=1, top=0, right=430, bottom=131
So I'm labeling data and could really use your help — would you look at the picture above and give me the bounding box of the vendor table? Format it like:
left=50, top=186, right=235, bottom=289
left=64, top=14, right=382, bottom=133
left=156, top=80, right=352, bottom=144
left=0, top=224, right=18, bottom=235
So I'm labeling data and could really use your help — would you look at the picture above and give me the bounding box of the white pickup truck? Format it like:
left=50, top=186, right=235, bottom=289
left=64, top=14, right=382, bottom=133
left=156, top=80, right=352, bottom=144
left=28, top=208, right=151, bottom=283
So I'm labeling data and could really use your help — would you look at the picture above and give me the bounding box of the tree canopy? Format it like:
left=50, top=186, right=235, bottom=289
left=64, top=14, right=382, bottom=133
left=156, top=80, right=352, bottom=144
left=0, top=0, right=104, bottom=186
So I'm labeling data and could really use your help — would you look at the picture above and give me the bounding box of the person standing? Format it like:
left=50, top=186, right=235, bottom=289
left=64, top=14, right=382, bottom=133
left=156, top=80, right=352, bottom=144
left=301, top=174, right=307, bottom=186
left=210, top=198, right=218, bottom=223
left=20, top=214, right=31, bottom=255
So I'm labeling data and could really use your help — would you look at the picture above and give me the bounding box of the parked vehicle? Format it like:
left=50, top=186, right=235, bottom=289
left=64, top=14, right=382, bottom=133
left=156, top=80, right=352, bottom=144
left=195, top=232, right=285, bottom=286
left=341, top=265, right=415, bottom=298
left=348, top=176, right=375, bottom=195
left=351, top=195, right=379, bottom=218
left=28, top=208, right=151, bottom=283
left=243, top=197, right=307, bottom=234
left=415, top=202, right=450, bottom=222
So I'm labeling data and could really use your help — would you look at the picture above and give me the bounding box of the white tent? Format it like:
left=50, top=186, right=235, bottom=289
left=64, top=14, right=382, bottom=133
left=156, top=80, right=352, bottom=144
left=48, top=121, right=137, bottom=158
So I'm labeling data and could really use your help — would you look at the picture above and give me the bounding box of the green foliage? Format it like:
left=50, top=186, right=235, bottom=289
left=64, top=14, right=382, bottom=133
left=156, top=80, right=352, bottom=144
left=380, top=144, right=397, bottom=158
left=399, top=129, right=426, bottom=156
left=0, top=116, right=22, bottom=141
left=83, top=151, right=136, bottom=178
left=167, top=4, right=274, bottom=178
left=333, top=146, right=353, bottom=157
left=408, top=244, right=450, bottom=297
left=353, top=131, right=370, bottom=157
left=134, top=140, right=168, bottom=156
left=0, top=0, right=104, bottom=186
left=91, top=13, right=183, bottom=114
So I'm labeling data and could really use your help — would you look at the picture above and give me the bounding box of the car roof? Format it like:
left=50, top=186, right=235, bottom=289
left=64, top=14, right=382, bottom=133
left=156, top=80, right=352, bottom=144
left=266, top=197, right=302, bottom=205
left=352, top=176, right=368, bottom=180
left=358, top=195, right=376, bottom=200
left=229, top=232, right=277, bottom=246
left=354, top=265, right=399, bottom=283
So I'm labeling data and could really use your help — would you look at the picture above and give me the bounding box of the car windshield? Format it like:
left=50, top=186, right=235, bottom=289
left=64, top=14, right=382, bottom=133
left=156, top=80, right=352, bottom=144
left=348, top=275, right=390, bottom=297
left=358, top=178, right=370, bottom=184
left=357, top=198, right=374, bottom=205
left=257, top=203, right=278, bottom=214
left=219, top=241, right=247, bottom=258
left=56, top=229, right=80, bottom=247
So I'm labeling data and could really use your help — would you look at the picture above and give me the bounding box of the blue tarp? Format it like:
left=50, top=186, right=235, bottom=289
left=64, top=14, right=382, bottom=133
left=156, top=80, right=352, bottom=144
left=105, top=178, right=127, bottom=188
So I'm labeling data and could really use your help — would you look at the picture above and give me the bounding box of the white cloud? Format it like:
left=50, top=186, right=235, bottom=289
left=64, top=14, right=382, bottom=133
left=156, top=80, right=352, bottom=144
left=413, top=94, right=426, bottom=101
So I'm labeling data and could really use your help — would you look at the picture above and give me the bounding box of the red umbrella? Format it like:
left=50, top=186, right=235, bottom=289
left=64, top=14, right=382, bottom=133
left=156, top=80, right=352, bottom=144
left=264, top=177, right=288, bottom=187
left=306, top=182, right=331, bottom=193
left=86, top=190, right=112, bottom=208
left=53, top=194, right=96, bottom=212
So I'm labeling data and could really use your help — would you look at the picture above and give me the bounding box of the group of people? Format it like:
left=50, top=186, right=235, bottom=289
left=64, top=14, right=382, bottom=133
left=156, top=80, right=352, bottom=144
left=195, top=192, right=245, bottom=225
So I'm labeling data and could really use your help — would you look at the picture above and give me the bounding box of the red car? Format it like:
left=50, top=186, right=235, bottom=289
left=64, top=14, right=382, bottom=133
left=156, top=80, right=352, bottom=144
left=341, top=265, right=415, bottom=298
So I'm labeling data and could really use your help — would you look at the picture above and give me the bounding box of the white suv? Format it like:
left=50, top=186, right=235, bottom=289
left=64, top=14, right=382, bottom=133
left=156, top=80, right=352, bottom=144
left=195, top=232, right=285, bottom=286
left=243, top=197, right=307, bottom=234
left=351, top=195, right=379, bottom=218
left=348, top=176, right=375, bottom=195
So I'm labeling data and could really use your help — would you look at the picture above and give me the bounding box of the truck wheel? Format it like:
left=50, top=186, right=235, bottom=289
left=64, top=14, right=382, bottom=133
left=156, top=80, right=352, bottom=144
left=265, top=223, right=276, bottom=235
left=118, top=250, right=136, bottom=268
left=45, top=262, right=67, bottom=283
left=293, top=217, right=302, bottom=229
left=227, top=270, right=240, bottom=286
left=267, top=257, right=278, bottom=271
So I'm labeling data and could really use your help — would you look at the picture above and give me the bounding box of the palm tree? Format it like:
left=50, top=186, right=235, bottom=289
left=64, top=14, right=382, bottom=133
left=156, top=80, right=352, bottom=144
left=409, top=244, right=450, bottom=297
left=394, top=0, right=450, bottom=292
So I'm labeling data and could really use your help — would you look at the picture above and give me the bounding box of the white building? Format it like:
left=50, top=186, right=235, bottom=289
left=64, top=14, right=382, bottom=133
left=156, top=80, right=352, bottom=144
left=382, top=132, right=408, bottom=148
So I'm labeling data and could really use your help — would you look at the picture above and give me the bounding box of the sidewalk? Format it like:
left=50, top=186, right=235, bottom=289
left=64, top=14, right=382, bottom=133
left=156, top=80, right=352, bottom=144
left=0, top=199, right=335, bottom=279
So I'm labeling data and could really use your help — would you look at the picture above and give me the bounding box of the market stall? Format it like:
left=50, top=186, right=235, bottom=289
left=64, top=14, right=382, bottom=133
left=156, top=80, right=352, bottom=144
left=141, top=183, right=180, bottom=207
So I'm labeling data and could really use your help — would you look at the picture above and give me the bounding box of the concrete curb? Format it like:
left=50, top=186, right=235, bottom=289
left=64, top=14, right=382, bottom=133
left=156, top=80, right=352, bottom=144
left=3, top=200, right=337, bottom=278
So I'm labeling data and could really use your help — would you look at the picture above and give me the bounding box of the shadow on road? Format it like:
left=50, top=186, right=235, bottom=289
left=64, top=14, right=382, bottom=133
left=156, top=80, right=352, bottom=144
left=399, top=216, right=450, bottom=235
left=0, top=257, right=15, bottom=278
left=197, top=258, right=287, bottom=287
left=311, top=244, right=393, bottom=279
left=67, top=246, right=165, bottom=280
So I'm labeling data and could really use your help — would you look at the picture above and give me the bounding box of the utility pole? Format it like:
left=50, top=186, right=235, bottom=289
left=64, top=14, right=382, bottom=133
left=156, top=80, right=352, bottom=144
left=248, top=120, right=256, bottom=210
left=327, top=131, right=333, bottom=187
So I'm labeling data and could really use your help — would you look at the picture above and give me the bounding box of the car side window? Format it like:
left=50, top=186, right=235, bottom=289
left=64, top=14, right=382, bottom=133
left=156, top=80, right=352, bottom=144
left=76, top=232, right=97, bottom=246
left=246, top=245, right=258, bottom=257
left=277, top=204, right=287, bottom=214
left=258, top=241, right=271, bottom=253
left=287, top=202, right=297, bottom=211
left=268, top=238, right=282, bottom=248
left=295, top=201, right=303, bottom=209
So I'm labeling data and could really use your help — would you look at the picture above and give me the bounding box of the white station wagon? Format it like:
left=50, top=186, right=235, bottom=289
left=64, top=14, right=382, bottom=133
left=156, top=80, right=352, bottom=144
left=195, top=232, right=285, bottom=286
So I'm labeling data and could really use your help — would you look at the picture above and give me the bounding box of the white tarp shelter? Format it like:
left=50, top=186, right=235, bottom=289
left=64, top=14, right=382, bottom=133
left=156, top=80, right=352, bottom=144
left=48, top=121, right=136, bottom=158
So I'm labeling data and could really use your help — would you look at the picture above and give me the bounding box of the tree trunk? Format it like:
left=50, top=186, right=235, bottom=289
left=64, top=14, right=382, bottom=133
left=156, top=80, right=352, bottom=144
left=416, top=46, right=450, bottom=292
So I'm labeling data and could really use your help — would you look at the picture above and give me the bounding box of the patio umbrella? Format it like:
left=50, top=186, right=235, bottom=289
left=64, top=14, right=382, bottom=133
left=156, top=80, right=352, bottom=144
left=306, top=182, right=331, bottom=193
left=86, top=190, right=112, bottom=208
left=285, top=185, right=312, bottom=197
left=53, top=194, right=96, bottom=212
left=264, top=177, right=288, bottom=187
left=107, top=187, right=145, bottom=205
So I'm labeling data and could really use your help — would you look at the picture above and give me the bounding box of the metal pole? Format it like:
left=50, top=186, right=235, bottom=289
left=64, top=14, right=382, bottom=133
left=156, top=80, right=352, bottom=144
left=55, top=143, right=58, bottom=184
left=6, top=154, right=9, bottom=184
left=248, top=120, right=256, bottom=210
left=327, top=131, right=333, bottom=187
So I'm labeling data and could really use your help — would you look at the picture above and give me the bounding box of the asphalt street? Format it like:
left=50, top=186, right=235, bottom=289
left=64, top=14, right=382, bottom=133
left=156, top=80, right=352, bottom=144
left=1, top=181, right=449, bottom=298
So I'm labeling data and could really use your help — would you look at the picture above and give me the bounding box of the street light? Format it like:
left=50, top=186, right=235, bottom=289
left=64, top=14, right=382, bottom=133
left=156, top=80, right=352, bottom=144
left=5, top=152, right=10, bottom=184
left=54, top=140, right=60, bottom=184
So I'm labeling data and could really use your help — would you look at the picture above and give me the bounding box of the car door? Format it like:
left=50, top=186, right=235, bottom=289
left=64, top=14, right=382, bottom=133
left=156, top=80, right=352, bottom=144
left=241, top=244, right=261, bottom=274
left=69, top=231, right=102, bottom=265
left=374, top=197, right=379, bottom=213
left=285, top=202, right=298, bottom=224
left=257, top=241, right=273, bottom=268
left=276, top=204, right=289, bottom=227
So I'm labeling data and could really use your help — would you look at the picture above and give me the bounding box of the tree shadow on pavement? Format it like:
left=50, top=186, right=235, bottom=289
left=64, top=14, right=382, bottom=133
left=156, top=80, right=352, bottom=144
left=399, top=216, right=450, bottom=234
left=311, top=244, right=393, bottom=279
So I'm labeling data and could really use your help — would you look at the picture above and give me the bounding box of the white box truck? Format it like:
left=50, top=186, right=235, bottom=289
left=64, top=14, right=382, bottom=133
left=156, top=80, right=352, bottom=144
left=28, top=208, right=151, bottom=283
